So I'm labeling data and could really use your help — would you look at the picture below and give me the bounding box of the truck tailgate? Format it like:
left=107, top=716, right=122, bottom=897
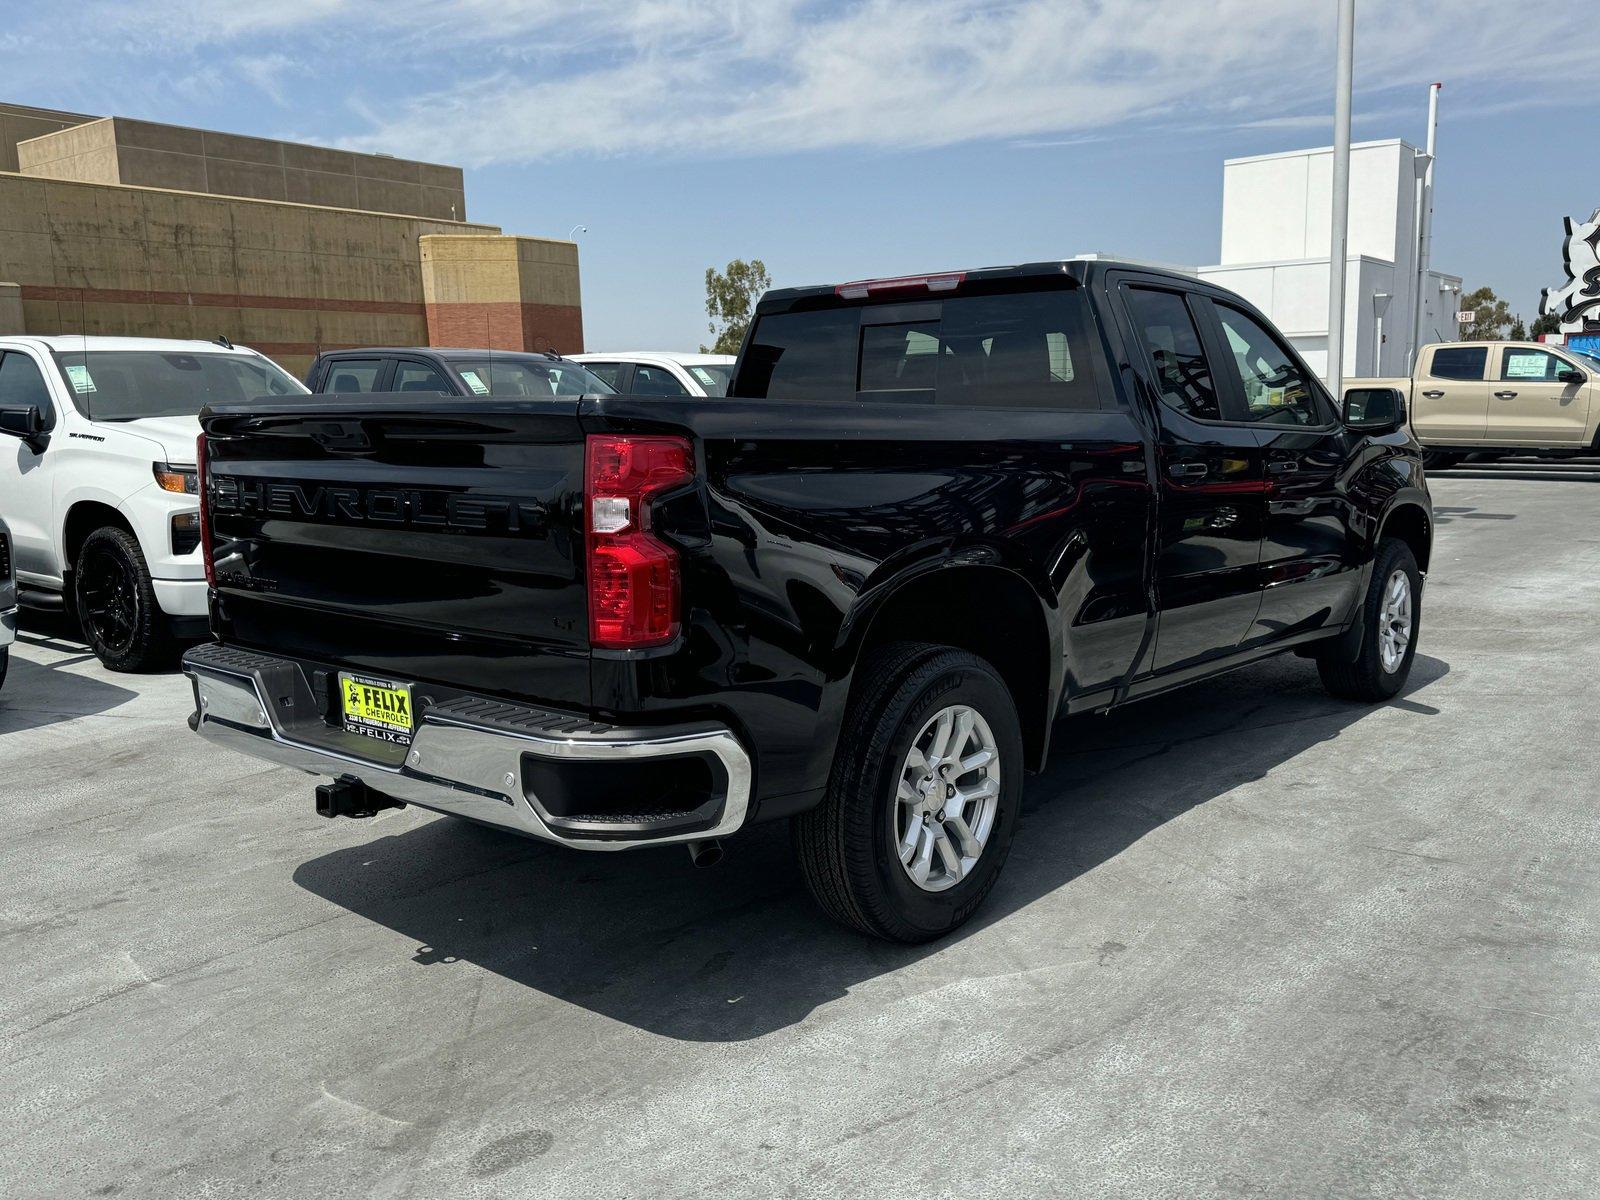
left=201, top=395, right=589, bottom=708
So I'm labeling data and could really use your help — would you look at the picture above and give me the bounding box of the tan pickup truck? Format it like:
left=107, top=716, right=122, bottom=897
left=1347, top=341, right=1600, bottom=468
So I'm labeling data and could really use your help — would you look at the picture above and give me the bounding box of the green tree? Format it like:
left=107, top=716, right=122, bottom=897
left=1458, top=286, right=1514, bottom=341
left=1508, top=315, right=1528, bottom=340
left=1530, top=310, right=1562, bottom=338
left=702, top=258, right=772, bottom=355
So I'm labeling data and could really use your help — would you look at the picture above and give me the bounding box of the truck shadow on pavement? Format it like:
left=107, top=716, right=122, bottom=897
left=293, top=652, right=1449, bottom=1043
left=0, top=644, right=140, bottom=735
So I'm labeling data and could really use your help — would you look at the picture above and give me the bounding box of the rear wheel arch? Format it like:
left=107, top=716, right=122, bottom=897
left=838, top=562, right=1057, bottom=772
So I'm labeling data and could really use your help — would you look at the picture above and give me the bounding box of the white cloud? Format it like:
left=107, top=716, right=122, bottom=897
left=28, top=0, right=1587, bottom=165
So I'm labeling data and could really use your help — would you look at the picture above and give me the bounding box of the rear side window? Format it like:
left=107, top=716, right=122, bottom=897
left=582, top=362, right=628, bottom=390
left=1122, top=287, right=1221, bottom=421
left=735, top=290, right=1102, bottom=410
left=631, top=365, right=690, bottom=396
left=322, top=358, right=384, bottom=393
left=1429, top=347, right=1487, bottom=380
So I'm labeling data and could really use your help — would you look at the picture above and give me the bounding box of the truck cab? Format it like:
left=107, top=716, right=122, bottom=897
left=1350, top=340, right=1600, bottom=466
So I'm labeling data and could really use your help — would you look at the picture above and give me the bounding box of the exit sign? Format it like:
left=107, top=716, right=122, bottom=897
left=1455, top=310, right=1475, bottom=323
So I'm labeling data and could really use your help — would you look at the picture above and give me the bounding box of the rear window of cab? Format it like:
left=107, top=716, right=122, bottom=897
left=734, top=290, right=1105, bottom=410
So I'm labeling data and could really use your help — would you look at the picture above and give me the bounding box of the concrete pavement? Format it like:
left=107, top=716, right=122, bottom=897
left=2, top=466, right=1597, bottom=1198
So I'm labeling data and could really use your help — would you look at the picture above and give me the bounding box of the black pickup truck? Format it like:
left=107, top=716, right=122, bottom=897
left=182, top=259, right=1431, bottom=942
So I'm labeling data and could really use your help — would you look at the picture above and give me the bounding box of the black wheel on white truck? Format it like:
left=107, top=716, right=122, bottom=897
left=73, top=526, right=173, bottom=673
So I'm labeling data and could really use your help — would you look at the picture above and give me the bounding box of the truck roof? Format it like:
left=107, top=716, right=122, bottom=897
left=0, top=334, right=267, bottom=356
left=312, top=347, right=568, bottom=362
left=756, top=257, right=1192, bottom=311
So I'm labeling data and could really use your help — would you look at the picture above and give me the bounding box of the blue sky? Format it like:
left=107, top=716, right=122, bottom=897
left=5, top=0, right=1596, bottom=349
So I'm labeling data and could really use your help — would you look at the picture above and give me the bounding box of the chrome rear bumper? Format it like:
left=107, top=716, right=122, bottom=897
left=181, top=643, right=751, bottom=851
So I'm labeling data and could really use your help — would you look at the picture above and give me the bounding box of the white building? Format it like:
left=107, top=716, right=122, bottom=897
left=1198, top=140, right=1461, bottom=381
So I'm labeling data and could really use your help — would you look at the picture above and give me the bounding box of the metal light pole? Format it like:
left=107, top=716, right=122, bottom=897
left=568, top=225, right=588, bottom=240
left=1326, top=0, right=1355, bottom=400
left=1410, top=82, right=1441, bottom=365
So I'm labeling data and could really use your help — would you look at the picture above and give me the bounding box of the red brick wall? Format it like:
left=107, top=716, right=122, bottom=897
left=425, top=301, right=585, bottom=355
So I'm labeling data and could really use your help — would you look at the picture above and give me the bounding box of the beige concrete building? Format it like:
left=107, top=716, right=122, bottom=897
left=0, top=102, right=583, bottom=375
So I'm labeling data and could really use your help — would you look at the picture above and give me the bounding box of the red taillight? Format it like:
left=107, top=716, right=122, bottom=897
left=834, top=271, right=965, bottom=300
left=585, top=434, right=693, bottom=648
left=196, top=431, right=215, bottom=587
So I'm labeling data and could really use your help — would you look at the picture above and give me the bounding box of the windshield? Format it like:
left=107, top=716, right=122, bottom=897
left=452, top=359, right=615, bottom=397
left=55, top=350, right=307, bottom=420
left=686, top=363, right=734, bottom=396
left=1567, top=348, right=1600, bottom=372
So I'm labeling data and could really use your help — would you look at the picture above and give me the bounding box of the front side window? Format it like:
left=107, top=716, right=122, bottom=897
left=0, top=351, right=52, bottom=413
left=1214, top=304, right=1327, bottom=426
left=687, top=363, right=733, bottom=396
left=322, top=358, right=385, bottom=393
left=392, top=359, right=454, bottom=394
left=1500, top=348, right=1580, bottom=382
left=1429, top=346, right=1487, bottom=381
left=735, top=289, right=1101, bottom=410
left=56, top=351, right=305, bottom=419
left=1123, top=287, right=1221, bottom=421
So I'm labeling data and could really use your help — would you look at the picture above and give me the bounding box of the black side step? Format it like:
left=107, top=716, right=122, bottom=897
left=18, top=586, right=65, bottom=611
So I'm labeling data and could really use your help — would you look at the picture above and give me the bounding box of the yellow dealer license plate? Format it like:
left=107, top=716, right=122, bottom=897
left=339, top=672, right=414, bottom=745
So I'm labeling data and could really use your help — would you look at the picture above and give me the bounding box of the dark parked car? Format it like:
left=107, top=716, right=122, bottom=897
left=185, top=259, right=1431, bottom=941
left=305, top=347, right=614, bottom=398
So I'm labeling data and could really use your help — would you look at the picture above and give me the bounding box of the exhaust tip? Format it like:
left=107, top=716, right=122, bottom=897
left=686, top=838, right=723, bottom=869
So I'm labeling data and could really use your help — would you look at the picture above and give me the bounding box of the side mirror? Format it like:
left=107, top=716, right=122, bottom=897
left=1342, top=386, right=1405, bottom=435
left=0, top=405, right=43, bottom=439
left=1557, top=369, right=1585, bottom=385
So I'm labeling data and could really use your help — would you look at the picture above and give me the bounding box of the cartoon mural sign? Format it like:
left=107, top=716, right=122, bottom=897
left=1540, top=208, right=1600, bottom=334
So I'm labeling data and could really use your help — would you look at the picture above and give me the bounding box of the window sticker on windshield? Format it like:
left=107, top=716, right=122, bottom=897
left=690, top=367, right=715, bottom=385
left=459, top=369, right=490, bottom=395
left=1504, top=353, right=1549, bottom=380
left=65, top=363, right=97, bottom=393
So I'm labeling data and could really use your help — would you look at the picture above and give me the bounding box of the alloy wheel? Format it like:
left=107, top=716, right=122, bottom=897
left=893, top=704, right=1001, bottom=893
left=1378, top=568, right=1412, bottom=673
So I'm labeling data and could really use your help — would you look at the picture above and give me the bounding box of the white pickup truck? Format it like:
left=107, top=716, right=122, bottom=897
left=0, top=336, right=307, bottom=670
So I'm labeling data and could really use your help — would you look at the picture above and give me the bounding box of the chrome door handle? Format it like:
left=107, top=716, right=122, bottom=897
left=1421, top=390, right=1445, bottom=398
left=1166, top=462, right=1208, bottom=479
left=1267, top=460, right=1300, bottom=474
left=1493, top=390, right=1518, bottom=399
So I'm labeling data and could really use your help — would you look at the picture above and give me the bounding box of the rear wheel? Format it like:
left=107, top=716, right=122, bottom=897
left=793, top=643, right=1023, bottom=942
left=1317, top=538, right=1420, bottom=702
left=74, top=526, right=173, bottom=672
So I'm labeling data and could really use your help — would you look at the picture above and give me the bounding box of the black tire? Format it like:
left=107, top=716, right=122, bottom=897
left=73, top=526, right=173, bottom=672
left=1420, top=451, right=1460, bottom=471
left=0, top=647, right=8, bottom=692
left=793, top=643, right=1024, bottom=942
left=1317, top=539, right=1421, bottom=702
